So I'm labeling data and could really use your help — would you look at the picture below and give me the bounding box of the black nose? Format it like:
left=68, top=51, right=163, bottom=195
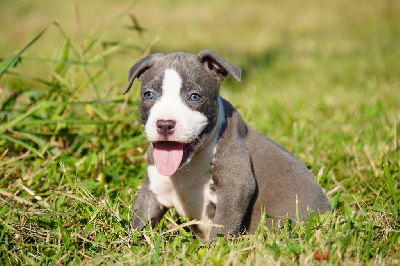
left=156, top=120, right=176, bottom=136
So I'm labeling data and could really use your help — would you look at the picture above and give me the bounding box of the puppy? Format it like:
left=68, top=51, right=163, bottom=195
left=124, top=50, right=331, bottom=242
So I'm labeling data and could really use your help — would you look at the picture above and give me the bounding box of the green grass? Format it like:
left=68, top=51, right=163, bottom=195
left=0, top=0, right=399, bottom=264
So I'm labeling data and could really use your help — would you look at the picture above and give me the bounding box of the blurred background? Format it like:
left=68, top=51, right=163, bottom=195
left=2, top=0, right=398, bottom=103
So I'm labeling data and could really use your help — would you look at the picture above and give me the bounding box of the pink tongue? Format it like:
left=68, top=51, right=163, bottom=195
left=153, top=142, right=184, bottom=176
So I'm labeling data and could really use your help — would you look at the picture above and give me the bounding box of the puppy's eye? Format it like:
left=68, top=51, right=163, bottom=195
left=189, top=93, right=201, bottom=102
left=143, top=91, right=154, bottom=99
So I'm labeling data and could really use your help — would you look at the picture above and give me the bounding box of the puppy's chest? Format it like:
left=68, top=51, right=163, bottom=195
left=148, top=149, right=217, bottom=221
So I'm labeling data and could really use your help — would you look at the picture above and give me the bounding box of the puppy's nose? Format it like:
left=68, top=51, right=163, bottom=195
left=156, top=120, right=176, bottom=136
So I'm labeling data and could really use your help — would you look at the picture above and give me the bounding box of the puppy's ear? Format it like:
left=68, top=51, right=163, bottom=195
left=198, top=50, right=241, bottom=83
left=123, top=53, right=164, bottom=95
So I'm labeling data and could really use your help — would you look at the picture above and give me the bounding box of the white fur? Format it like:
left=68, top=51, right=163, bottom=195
left=145, top=69, right=208, bottom=143
left=148, top=97, right=225, bottom=241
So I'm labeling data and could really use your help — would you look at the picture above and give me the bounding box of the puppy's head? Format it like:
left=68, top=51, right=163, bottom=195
left=124, top=50, right=241, bottom=176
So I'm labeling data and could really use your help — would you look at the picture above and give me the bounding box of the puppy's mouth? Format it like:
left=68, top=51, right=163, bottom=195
left=152, top=134, right=203, bottom=176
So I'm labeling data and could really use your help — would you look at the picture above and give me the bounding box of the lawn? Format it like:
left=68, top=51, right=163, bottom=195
left=0, top=0, right=399, bottom=264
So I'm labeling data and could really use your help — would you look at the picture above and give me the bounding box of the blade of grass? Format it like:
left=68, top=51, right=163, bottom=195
left=2, top=70, right=63, bottom=90
left=383, top=163, right=398, bottom=218
left=0, top=90, right=25, bottom=112
left=153, top=234, right=161, bottom=266
left=7, top=129, right=58, bottom=156
left=305, top=211, right=314, bottom=242
left=54, top=41, right=70, bottom=76
left=321, top=149, right=337, bottom=186
left=0, top=134, right=43, bottom=158
left=108, top=135, right=145, bottom=156
left=86, top=40, right=133, bottom=63
left=60, top=162, right=74, bottom=190
left=365, top=219, right=373, bottom=262
left=0, top=26, right=49, bottom=78
left=51, top=22, right=102, bottom=100
left=25, top=119, right=110, bottom=125
left=0, top=101, right=49, bottom=134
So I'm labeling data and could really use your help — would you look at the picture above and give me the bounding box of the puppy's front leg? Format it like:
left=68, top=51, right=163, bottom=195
left=209, top=145, right=256, bottom=242
left=131, top=177, right=168, bottom=231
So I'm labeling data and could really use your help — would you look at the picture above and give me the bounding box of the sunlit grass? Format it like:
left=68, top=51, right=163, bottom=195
left=0, top=0, right=399, bottom=264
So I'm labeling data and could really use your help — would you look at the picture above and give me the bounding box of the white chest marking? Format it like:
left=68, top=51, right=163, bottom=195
left=148, top=129, right=220, bottom=218
left=148, top=97, right=226, bottom=241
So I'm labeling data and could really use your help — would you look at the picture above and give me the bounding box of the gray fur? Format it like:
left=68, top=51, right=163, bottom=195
left=216, top=99, right=331, bottom=234
left=123, top=53, right=164, bottom=95
left=126, top=50, right=331, bottom=242
left=130, top=176, right=168, bottom=230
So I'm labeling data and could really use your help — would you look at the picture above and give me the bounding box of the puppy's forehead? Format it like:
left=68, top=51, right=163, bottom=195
left=141, top=53, right=217, bottom=88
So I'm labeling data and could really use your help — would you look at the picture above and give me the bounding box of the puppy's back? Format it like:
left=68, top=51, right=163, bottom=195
left=220, top=99, right=331, bottom=231
left=244, top=127, right=331, bottom=231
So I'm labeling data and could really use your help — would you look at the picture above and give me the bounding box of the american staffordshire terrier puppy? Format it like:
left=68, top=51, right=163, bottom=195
left=124, top=50, right=331, bottom=243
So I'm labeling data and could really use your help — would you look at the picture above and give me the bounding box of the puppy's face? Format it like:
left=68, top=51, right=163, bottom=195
left=138, top=53, right=221, bottom=175
left=124, top=51, right=241, bottom=176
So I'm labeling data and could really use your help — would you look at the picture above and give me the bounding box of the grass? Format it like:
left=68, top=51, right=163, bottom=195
left=0, top=0, right=399, bottom=264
